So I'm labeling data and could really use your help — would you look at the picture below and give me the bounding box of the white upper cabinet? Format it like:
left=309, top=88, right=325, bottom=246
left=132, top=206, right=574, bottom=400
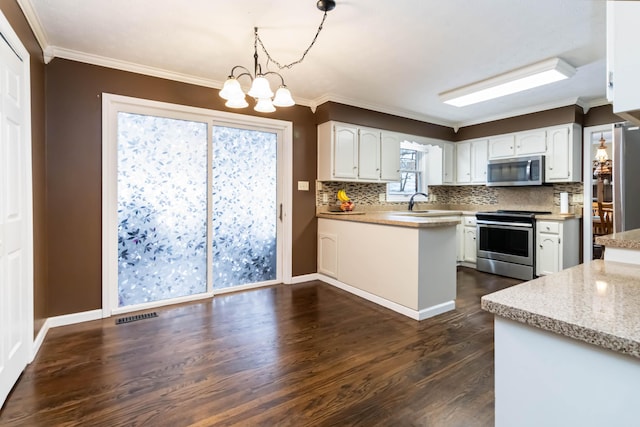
left=318, top=121, right=400, bottom=183
left=545, top=124, right=581, bottom=183
left=380, top=131, right=401, bottom=181
left=515, top=130, right=547, bottom=156
left=455, top=139, right=486, bottom=185
left=456, top=141, right=472, bottom=183
left=471, top=139, right=488, bottom=183
left=358, top=127, right=381, bottom=180
left=488, top=130, right=546, bottom=159
left=607, top=1, right=640, bottom=125
left=425, top=144, right=444, bottom=186
left=331, top=124, right=359, bottom=179
left=488, top=135, right=516, bottom=158
left=443, top=142, right=455, bottom=184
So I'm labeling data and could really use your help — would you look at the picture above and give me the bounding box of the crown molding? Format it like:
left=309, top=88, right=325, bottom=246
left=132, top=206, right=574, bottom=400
left=311, top=93, right=455, bottom=128
left=16, top=0, right=49, bottom=54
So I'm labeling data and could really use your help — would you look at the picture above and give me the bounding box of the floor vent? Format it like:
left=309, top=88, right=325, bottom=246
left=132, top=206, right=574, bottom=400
left=115, top=312, right=158, bottom=325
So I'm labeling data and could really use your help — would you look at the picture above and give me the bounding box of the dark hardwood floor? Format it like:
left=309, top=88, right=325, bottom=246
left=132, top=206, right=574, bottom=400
left=0, top=267, right=520, bottom=426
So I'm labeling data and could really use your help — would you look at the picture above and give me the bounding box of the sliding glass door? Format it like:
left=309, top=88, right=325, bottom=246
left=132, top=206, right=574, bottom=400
left=103, top=95, right=289, bottom=314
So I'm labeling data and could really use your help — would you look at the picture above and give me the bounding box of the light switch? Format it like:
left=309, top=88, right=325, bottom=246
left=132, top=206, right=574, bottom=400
left=379, top=193, right=386, bottom=202
left=298, top=181, right=309, bottom=191
left=322, top=193, right=328, bottom=203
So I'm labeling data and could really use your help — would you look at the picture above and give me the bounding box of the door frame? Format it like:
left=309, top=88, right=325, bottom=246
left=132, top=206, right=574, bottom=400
left=101, top=94, right=293, bottom=317
left=582, top=123, right=615, bottom=262
left=0, top=8, right=34, bottom=407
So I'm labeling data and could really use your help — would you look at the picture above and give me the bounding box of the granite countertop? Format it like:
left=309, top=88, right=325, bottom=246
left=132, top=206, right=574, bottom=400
left=596, top=228, right=640, bottom=250
left=536, top=213, right=581, bottom=220
left=316, top=211, right=461, bottom=228
left=481, top=260, right=640, bottom=359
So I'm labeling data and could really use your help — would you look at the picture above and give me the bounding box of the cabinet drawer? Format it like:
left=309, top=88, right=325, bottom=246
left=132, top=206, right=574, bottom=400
left=464, top=216, right=477, bottom=227
left=538, top=221, right=559, bottom=234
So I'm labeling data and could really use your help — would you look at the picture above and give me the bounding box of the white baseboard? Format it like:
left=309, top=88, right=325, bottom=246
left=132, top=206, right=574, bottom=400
left=318, top=274, right=455, bottom=321
left=31, top=309, right=103, bottom=361
left=288, top=273, right=321, bottom=284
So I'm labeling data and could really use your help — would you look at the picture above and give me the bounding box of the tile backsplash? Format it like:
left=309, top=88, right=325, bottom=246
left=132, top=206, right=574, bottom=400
left=317, top=181, right=583, bottom=214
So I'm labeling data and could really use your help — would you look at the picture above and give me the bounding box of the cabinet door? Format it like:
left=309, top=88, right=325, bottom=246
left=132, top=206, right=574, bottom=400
left=426, top=144, right=443, bottom=186
left=318, top=233, right=338, bottom=278
left=488, top=135, right=515, bottom=159
left=536, top=233, right=559, bottom=276
left=358, top=128, right=381, bottom=180
left=516, top=130, right=546, bottom=155
left=463, top=226, right=477, bottom=263
left=443, top=142, right=455, bottom=184
left=471, top=139, right=488, bottom=183
left=333, top=125, right=359, bottom=179
left=545, top=126, right=571, bottom=182
left=380, top=132, right=401, bottom=181
left=456, top=142, right=471, bottom=183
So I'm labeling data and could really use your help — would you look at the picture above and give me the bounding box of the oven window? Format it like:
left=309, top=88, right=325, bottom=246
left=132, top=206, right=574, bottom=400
left=479, top=226, right=530, bottom=257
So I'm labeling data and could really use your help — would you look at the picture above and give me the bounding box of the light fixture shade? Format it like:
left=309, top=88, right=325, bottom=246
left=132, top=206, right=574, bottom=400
left=248, top=76, right=274, bottom=99
left=595, top=147, right=609, bottom=162
left=254, top=97, right=276, bottom=113
left=439, top=57, right=576, bottom=107
left=272, top=86, right=295, bottom=107
left=219, top=78, right=245, bottom=101
left=225, top=97, right=249, bottom=109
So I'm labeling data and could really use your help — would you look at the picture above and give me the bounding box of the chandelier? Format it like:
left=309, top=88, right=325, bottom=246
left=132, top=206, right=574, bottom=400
left=593, top=133, right=612, bottom=182
left=219, top=0, right=336, bottom=113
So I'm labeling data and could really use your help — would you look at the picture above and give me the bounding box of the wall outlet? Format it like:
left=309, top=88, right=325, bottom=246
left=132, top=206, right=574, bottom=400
left=322, top=193, right=328, bottom=203
left=317, top=182, right=323, bottom=191
left=430, top=194, right=437, bottom=202
left=572, top=193, right=583, bottom=203
left=379, top=193, right=386, bottom=202
left=297, top=181, right=309, bottom=191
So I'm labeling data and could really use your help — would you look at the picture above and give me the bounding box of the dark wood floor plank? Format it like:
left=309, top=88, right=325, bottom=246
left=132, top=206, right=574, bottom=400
left=0, top=267, right=520, bottom=426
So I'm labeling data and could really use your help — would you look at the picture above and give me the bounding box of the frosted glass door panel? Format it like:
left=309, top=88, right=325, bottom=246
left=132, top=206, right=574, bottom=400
left=212, top=126, right=277, bottom=289
left=117, top=112, right=208, bottom=307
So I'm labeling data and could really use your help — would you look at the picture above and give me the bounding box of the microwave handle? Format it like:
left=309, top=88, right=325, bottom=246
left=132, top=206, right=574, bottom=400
left=526, top=160, right=532, bottom=180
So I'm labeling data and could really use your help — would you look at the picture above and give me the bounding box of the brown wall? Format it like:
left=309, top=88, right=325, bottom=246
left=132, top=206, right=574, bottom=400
left=455, top=105, right=584, bottom=140
left=0, top=0, right=47, bottom=336
left=584, top=104, right=625, bottom=127
left=316, top=101, right=457, bottom=141
left=45, top=59, right=317, bottom=316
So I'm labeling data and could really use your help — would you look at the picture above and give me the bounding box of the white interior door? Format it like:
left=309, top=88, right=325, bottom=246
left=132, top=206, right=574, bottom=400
left=0, top=18, right=33, bottom=408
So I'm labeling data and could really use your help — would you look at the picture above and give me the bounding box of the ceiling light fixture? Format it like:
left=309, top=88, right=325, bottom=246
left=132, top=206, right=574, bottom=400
left=219, top=0, right=336, bottom=113
left=439, top=57, right=576, bottom=107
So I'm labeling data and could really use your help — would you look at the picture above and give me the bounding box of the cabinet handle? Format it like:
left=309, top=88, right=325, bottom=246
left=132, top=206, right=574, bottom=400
left=539, top=244, right=543, bottom=249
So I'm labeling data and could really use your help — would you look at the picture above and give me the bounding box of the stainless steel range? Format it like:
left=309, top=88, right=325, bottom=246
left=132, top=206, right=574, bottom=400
left=475, top=210, right=551, bottom=281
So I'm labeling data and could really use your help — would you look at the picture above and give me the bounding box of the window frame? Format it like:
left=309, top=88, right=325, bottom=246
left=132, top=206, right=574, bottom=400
left=386, top=140, right=429, bottom=202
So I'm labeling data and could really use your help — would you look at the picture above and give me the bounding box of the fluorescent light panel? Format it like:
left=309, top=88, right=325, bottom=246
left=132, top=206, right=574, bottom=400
left=439, top=58, right=576, bottom=107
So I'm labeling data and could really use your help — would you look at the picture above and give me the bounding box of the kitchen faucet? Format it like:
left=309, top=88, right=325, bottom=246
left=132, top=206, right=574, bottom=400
left=408, top=192, right=428, bottom=211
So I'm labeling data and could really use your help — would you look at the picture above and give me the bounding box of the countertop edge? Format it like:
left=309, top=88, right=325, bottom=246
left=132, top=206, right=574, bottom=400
left=481, top=296, right=640, bottom=359
left=317, top=212, right=460, bottom=228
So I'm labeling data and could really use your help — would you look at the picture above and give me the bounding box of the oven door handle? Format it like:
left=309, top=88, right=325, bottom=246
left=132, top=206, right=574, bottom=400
left=477, top=220, right=533, bottom=228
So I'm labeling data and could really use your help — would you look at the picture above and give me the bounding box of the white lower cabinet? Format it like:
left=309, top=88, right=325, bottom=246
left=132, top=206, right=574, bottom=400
left=535, top=219, right=579, bottom=276
left=457, top=215, right=477, bottom=266
left=318, top=232, right=338, bottom=278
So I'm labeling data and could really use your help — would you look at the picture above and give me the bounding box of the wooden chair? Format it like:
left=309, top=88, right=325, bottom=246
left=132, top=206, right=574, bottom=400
left=592, top=201, right=614, bottom=237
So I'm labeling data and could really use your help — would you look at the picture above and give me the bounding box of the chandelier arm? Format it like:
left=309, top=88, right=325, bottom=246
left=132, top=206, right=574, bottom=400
left=255, top=10, right=329, bottom=70
left=229, top=65, right=253, bottom=79
left=262, top=71, right=286, bottom=87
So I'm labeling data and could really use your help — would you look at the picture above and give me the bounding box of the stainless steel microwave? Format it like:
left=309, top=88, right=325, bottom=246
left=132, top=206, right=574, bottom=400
left=486, top=155, right=545, bottom=186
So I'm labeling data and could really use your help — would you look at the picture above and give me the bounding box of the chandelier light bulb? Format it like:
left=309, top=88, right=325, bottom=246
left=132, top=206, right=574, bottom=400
left=225, top=97, right=249, bottom=109
left=248, top=76, right=274, bottom=99
left=272, top=86, right=295, bottom=107
left=254, top=97, right=276, bottom=113
left=219, top=78, right=244, bottom=101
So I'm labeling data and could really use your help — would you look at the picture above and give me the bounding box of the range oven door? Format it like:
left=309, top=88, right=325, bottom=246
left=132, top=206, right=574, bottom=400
left=477, top=220, right=534, bottom=266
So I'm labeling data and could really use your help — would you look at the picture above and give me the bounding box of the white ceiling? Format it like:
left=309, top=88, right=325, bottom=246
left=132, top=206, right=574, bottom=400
left=20, top=0, right=608, bottom=129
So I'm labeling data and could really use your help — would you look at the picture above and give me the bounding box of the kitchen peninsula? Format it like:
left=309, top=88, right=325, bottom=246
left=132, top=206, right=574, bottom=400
left=317, top=211, right=460, bottom=320
left=482, top=256, right=640, bottom=427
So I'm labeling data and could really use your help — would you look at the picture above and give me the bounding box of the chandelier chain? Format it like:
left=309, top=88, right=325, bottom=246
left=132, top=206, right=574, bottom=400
left=255, top=11, right=329, bottom=71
